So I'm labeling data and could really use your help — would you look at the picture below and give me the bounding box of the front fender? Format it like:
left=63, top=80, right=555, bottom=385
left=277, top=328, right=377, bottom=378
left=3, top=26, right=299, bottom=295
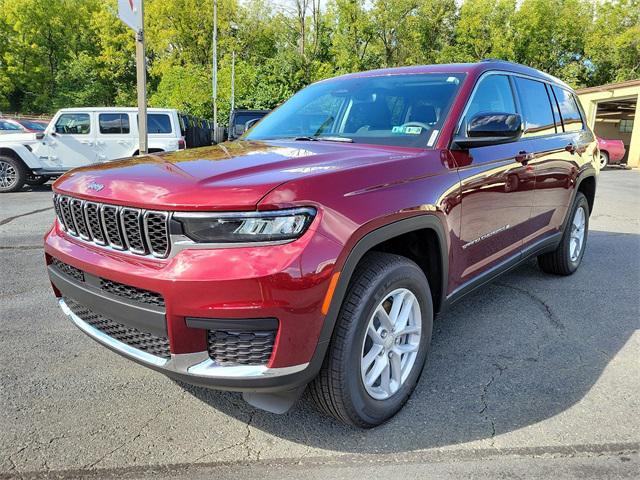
left=0, top=143, right=42, bottom=169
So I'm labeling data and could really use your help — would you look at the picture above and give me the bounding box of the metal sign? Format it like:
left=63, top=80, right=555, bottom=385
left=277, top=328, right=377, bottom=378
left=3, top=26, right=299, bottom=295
left=118, top=0, right=142, bottom=32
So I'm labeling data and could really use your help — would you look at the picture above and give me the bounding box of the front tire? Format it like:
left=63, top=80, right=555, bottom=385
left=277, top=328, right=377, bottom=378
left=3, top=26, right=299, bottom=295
left=25, top=174, right=50, bottom=186
left=0, top=155, right=27, bottom=193
left=538, top=192, right=589, bottom=275
left=309, top=252, right=433, bottom=427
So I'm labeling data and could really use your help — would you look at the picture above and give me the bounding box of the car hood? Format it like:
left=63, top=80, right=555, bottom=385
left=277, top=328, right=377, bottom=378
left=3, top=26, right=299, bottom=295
left=53, top=140, right=419, bottom=210
left=0, top=132, right=38, bottom=143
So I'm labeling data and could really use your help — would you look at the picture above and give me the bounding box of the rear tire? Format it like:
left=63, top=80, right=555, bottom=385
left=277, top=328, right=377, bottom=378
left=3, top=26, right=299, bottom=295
left=0, top=155, right=27, bottom=193
left=599, top=151, right=609, bottom=169
left=309, top=252, right=433, bottom=427
left=538, top=192, right=589, bottom=275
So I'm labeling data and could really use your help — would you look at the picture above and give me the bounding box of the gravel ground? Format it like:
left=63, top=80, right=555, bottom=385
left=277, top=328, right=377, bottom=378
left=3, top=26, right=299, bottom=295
left=0, top=169, right=638, bottom=479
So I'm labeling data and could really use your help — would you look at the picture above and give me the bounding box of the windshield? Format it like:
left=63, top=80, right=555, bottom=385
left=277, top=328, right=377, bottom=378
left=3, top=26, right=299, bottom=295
left=245, top=73, right=464, bottom=148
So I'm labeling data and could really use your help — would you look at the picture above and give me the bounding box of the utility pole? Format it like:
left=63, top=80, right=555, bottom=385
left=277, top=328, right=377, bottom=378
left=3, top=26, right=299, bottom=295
left=231, top=50, right=235, bottom=115
left=212, top=0, right=218, bottom=143
left=136, top=24, right=148, bottom=155
left=118, top=0, right=148, bottom=154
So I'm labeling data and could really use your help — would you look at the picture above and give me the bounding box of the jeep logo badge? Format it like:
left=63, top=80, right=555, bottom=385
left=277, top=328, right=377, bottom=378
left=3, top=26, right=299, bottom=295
left=87, top=181, right=105, bottom=192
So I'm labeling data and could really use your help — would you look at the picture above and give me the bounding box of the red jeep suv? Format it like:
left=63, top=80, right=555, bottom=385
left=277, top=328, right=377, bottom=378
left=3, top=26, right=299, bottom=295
left=45, top=61, right=598, bottom=427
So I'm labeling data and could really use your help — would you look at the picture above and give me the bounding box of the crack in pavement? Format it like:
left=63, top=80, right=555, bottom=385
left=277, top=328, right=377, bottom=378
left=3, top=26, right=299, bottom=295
left=190, top=411, right=257, bottom=464
left=83, top=394, right=186, bottom=470
left=495, top=282, right=565, bottom=330
left=0, top=245, right=42, bottom=250
left=478, top=363, right=507, bottom=448
left=0, top=208, right=53, bottom=227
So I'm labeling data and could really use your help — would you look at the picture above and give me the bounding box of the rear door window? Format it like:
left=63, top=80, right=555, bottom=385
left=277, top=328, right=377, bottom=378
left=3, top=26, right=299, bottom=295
left=147, top=114, right=172, bottom=134
left=552, top=86, right=584, bottom=132
left=461, top=74, right=516, bottom=136
left=513, top=77, right=556, bottom=137
left=99, top=113, right=130, bottom=134
left=55, top=113, right=91, bottom=134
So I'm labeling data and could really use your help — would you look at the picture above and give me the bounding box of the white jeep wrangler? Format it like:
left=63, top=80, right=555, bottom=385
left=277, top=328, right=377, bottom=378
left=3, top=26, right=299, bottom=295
left=0, top=107, right=188, bottom=192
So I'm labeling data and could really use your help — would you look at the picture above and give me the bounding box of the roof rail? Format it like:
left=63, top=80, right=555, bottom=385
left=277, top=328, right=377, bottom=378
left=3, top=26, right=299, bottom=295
left=480, top=58, right=517, bottom=64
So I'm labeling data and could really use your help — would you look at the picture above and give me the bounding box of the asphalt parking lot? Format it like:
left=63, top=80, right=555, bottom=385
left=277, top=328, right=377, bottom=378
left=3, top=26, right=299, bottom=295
left=1, top=169, right=638, bottom=479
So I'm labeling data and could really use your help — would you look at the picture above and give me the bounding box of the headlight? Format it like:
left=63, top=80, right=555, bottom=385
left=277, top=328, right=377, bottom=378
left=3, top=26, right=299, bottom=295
left=174, top=207, right=316, bottom=244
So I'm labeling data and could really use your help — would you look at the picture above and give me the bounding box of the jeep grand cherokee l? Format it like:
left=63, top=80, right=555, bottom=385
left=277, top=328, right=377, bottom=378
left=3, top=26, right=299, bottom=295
left=44, top=60, right=598, bottom=427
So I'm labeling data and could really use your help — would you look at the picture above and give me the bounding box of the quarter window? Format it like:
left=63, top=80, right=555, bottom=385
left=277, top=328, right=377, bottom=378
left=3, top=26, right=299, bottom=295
left=461, top=75, right=516, bottom=136
left=55, top=113, right=91, bottom=134
left=552, top=86, right=584, bottom=132
left=513, top=77, right=556, bottom=137
left=99, top=113, right=130, bottom=134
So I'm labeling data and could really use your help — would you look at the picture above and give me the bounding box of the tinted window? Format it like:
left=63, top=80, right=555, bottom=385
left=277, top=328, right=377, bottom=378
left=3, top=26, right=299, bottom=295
left=0, top=120, right=22, bottom=131
left=55, top=113, right=91, bottom=134
left=147, top=114, right=172, bottom=133
left=99, top=113, right=130, bottom=134
left=513, top=77, right=556, bottom=137
left=17, top=120, right=46, bottom=131
left=546, top=84, right=563, bottom=132
left=552, top=86, right=583, bottom=132
left=462, top=74, right=516, bottom=135
left=247, top=73, right=464, bottom=148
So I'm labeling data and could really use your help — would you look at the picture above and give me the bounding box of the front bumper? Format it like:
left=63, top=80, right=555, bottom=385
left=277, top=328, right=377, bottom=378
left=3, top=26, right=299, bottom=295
left=45, top=220, right=342, bottom=392
left=58, top=297, right=310, bottom=390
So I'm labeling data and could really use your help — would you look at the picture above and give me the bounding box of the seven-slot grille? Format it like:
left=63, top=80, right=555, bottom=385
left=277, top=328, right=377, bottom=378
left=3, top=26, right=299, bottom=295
left=53, top=194, right=171, bottom=258
left=63, top=297, right=171, bottom=359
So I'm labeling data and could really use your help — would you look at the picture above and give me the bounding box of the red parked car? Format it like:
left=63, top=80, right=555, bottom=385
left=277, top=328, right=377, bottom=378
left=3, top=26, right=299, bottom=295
left=597, top=136, right=626, bottom=168
left=44, top=60, right=598, bottom=427
left=11, top=118, right=48, bottom=132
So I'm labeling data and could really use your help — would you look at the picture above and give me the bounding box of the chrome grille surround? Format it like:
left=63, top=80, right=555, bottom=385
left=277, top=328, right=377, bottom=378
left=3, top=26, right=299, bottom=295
left=70, top=198, right=91, bottom=240
left=84, top=201, right=106, bottom=245
left=53, top=194, right=171, bottom=258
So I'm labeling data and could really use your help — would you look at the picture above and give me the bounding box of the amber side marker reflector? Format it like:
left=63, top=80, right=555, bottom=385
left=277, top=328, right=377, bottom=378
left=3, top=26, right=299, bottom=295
left=321, top=271, right=341, bottom=315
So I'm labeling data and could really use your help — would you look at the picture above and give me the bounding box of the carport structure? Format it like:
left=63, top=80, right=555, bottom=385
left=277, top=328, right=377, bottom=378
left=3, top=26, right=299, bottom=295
left=577, top=79, right=640, bottom=168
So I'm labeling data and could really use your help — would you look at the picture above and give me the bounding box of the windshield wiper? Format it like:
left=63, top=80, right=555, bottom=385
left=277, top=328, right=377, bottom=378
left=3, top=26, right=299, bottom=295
left=293, top=136, right=353, bottom=143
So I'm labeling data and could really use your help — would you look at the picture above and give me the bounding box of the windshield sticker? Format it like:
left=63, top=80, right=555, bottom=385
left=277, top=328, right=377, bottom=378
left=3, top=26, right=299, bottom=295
left=392, top=125, right=423, bottom=135
left=427, top=129, right=439, bottom=146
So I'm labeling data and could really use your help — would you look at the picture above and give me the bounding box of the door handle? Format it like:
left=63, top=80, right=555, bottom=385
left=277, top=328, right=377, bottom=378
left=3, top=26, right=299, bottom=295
left=565, top=143, right=576, bottom=154
left=117, top=140, right=130, bottom=145
left=515, top=150, right=534, bottom=164
left=80, top=141, right=93, bottom=146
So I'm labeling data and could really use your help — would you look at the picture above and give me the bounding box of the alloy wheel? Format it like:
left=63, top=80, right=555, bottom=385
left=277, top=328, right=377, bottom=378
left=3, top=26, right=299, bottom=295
left=599, top=153, right=608, bottom=169
left=0, top=160, right=18, bottom=189
left=360, top=288, right=422, bottom=400
left=569, top=206, right=586, bottom=262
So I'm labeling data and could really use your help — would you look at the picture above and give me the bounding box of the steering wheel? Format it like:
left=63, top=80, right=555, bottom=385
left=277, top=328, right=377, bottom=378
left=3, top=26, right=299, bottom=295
left=400, top=122, right=431, bottom=131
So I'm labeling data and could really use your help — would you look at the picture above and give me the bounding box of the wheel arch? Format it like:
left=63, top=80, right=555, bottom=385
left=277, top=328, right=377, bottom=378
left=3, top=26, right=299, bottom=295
left=576, top=174, right=596, bottom=215
left=0, top=143, right=43, bottom=169
left=318, top=214, right=448, bottom=347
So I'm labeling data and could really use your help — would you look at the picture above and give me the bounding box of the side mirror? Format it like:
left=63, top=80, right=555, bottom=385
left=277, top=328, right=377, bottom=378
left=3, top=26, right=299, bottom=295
left=245, top=118, right=260, bottom=130
left=453, top=112, right=522, bottom=149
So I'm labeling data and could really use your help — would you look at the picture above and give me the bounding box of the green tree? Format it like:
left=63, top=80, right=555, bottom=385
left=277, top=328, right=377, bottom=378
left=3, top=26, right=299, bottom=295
left=513, top=0, right=592, bottom=86
left=585, top=0, right=640, bottom=85
left=443, top=0, right=516, bottom=63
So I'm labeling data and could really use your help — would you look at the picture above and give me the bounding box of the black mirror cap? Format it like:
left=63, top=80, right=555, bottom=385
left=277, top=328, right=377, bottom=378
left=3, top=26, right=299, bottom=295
left=35, top=132, right=45, bottom=140
left=453, top=112, right=523, bottom=149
